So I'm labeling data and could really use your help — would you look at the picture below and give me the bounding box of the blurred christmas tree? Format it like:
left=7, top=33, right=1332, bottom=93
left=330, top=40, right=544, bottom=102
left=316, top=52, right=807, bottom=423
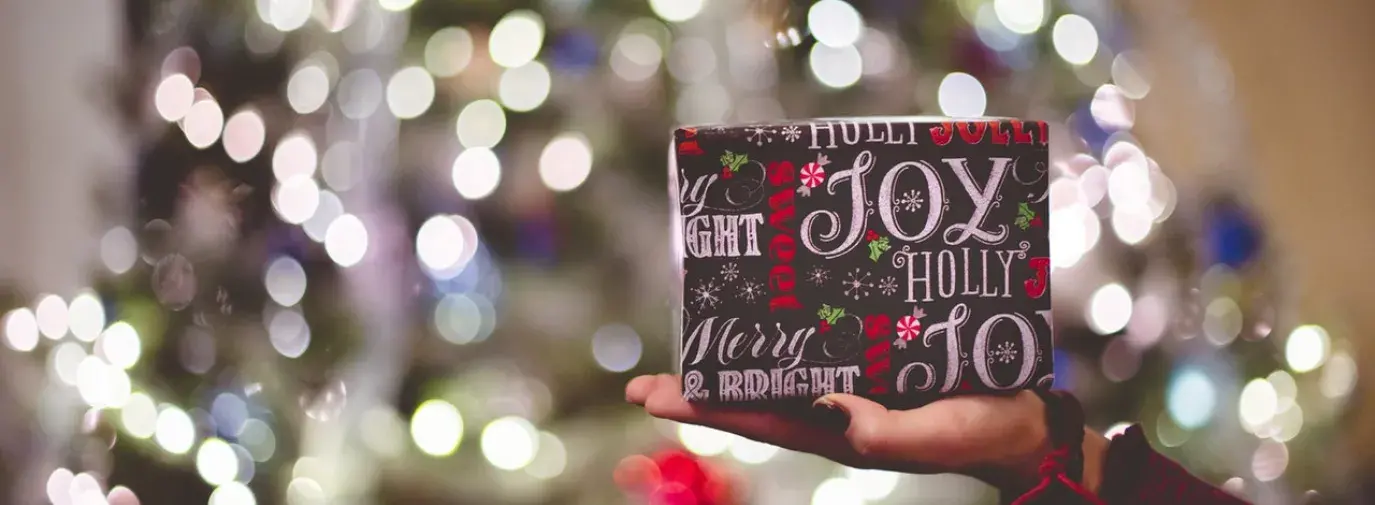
left=0, top=0, right=1358, bottom=504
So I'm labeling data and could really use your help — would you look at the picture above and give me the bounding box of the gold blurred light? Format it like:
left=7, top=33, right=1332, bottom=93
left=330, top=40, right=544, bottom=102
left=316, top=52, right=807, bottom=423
left=425, top=27, right=474, bottom=78
left=1320, top=350, right=1357, bottom=399
left=648, top=0, right=704, bottom=23
left=525, top=431, right=568, bottom=479
left=812, top=478, right=864, bottom=505
left=481, top=416, right=539, bottom=470
left=155, top=405, right=196, bottom=455
left=121, top=392, right=158, bottom=439
left=98, top=321, right=142, bottom=369
left=197, top=438, right=240, bottom=486
left=51, top=342, right=87, bottom=385
left=455, top=99, right=507, bottom=148
left=610, top=32, right=664, bottom=82
left=844, top=468, right=901, bottom=501
left=1052, top=14, right=1099, bottom=66
left=377, top=0, right=417, bottom=13
left=677, top=423, right=731, bottom=456
left=410, top=399, right=463, bottom=457
left=209, top=482, right=256, bottom=505
left=489, top=10, right=545, bottom=69
left=1238, top=378, right=1278, bottom=432
left=993, top=0, right=1045, bottom=34
left=1286, top=324, right=1330, bottom=373
left=497, top=62, right=552, bottom=112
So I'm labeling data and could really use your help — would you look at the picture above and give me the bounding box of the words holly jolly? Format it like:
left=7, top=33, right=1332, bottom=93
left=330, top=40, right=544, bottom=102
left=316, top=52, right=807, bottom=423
left=679, top=119, right=1051, bottom=402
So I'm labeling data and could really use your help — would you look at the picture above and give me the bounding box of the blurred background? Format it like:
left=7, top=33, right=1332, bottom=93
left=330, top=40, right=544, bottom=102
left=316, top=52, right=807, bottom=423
left=0, top=0, right=1371, bottom=504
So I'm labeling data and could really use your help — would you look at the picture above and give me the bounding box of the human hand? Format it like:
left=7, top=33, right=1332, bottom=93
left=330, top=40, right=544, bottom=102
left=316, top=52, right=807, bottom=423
left=625, top=374, right=1104, bottom=494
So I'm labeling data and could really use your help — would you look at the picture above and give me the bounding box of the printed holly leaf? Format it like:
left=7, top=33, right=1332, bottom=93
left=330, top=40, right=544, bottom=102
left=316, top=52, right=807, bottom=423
left=867, top=236, right=891, bottom=262
left=1014, top=215, right=1031, bottom=231
left=719, top=151, right=749, bottom=172
left=1018, top=202, right=1035, bottom=220
left=816, top=304, right=846, bottom=324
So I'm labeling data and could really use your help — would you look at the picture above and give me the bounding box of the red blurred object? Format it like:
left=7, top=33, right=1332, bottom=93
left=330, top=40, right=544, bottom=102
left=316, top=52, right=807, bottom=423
left=614, top=454, right=663, bottom=494
left=650, top=482, right=699, bottom=505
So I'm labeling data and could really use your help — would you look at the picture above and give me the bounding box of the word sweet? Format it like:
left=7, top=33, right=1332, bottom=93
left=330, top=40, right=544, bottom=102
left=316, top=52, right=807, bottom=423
left=766, top=162, right=803, bottom=312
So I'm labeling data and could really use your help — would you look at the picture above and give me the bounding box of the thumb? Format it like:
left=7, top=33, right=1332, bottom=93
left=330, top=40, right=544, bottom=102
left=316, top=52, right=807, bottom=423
left=814, top=393, right=894, bottom=458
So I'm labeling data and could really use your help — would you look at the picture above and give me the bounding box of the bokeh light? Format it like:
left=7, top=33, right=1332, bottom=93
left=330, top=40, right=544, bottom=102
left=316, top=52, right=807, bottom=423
left=386, top=66, right=435, bottom=119
left=183, top=97, right=226, bottom=149
left=1168, top=367, right=1217, bottom=430
left=451, top=148, right=502, bottom=200
left=482, top=417, right=539, bottom=470
left=273, top=131, right=319, bottom=181
left=36, top=294, right=69, bottom=340
left=325, top=214, right=369, bottom=267
left=265, top=256, right=308, bottom=307
left=411, top=399, right=463, bottom=457
left=197, top=438, right=239, bottom=486
left=3, top=308, right=39, bottom=352
left=1087, top=283, right=1132, bottom=335
left=538, top=133, right=593, bottom=192
left=809, top=44, right=863, bottom=89
left=98, top=321, right=142, bottom=369
left=287, top=64, right=330, bottom=114
left=1286, top=324, right=1330, bottom=373
left=993, top=0, right=1046, bottom=34
left=155, top=74, right=195, bottom=122
left=808, top=0, right=864, bottom=48
left=497, top=62, right=552, bottom=112
left=677, top=424, right=731, bottom=456
left=489, top=11, right=545, bottom=68
left=67, top=292, right=105, bottom=343
left=223, top=108, right=267, bottom=162
left=425, top=27, right=474, bottom=78
left=938, top=72, right=987, bottom=117
left=591, top=323, right=643, bottom=373
left=648, top=0, right=704, bottom=23
left=812, top=478, right=864, bottom=505
left=155, top=405, right=196, bottom=454
left=455, top=100, right=507, bottom=148
left=1052, top=14, right=1099, bottom=65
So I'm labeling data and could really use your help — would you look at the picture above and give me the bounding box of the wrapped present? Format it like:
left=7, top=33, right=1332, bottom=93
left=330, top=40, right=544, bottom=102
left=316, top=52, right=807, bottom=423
left=670, top=118, right=1053, bottom=408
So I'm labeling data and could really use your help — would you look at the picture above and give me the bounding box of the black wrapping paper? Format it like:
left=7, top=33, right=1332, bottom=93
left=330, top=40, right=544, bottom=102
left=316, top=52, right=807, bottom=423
left=670, top=118, right=1053, bottom=408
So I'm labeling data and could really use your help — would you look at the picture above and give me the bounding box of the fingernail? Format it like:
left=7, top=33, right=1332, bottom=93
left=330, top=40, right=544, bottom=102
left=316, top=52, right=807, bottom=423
left=812, top=396, right=850, bottom=430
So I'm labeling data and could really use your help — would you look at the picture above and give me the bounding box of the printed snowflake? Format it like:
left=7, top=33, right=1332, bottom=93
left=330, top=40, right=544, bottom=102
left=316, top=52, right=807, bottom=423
left=895, top=190, right=925, bottom=213
left=781, top=125, right=802, bottom=142
left=990, top=341, right=1019, bottom=364
left=721, top=262, right=740, bottom=282
left=691, top=280, right=722, bottom=311
left=806, top=266, right=830, bottom=286
left=877, top=276, right=899, bottom=296
left=842, top=268, right=872, bottom=300
left=745, top=126, right=775, bottom=146
left=738, top=280, right=764, bottom=303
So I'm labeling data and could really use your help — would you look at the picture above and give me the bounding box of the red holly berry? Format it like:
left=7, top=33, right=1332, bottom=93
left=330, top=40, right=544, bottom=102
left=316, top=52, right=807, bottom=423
left=818, top=320, right=831, bottom=333
left=865, top=229, right=880, bottom=242
left=721, top=167, right=733, bottom=179
left=1031, top=216, right=1043, bottom=227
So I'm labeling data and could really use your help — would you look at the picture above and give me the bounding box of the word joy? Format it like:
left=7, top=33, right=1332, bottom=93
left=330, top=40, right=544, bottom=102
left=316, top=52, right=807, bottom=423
left=801, top=151, right=1020, bottom=259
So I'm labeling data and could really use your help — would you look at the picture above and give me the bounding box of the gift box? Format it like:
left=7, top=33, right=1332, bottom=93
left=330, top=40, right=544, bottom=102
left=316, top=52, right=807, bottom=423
left=670, top=118, right=1053, bottom=408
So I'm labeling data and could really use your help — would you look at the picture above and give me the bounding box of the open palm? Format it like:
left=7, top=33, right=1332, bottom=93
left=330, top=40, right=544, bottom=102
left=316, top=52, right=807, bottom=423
left=626, top=374, right=1052, bottom=490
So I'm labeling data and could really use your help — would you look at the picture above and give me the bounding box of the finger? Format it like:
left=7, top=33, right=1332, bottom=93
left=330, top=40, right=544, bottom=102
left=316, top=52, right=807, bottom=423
left=815, top=394, right=901, bottom=458
left=639, top=377, right=857, bottom=460
left=625, top=375, right=659, bottom=405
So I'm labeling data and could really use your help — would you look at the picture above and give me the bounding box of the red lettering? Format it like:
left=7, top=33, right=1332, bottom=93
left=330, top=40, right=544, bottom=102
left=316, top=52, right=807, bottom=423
left=1036, top=121, right=1049, bottom=145
left=865, top=357, right=891, bottom=394
left=768, top=234, right=796, bottom=263
left=767, top=190, right=795, bottom=231
left=990, top=121, right=1010, bottom=144
left=929, top=122, right=955, bottom=146
left=766, top=161, right=795, bottom=185
left=957, top=121, right=987, bottom=144
left=768, top=294, right=803, bottom=312
left=768, top=265, right=796, bottom=292
left=1011, top=120, right=1033, bottom=144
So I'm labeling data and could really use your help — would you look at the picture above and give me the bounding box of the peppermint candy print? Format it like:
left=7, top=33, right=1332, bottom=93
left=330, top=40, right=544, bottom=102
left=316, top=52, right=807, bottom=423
left=895, top=306, right=927, bottom=342
left=896, top=315, right=922, bottom=341
left=801, top=161, right=826, bottom=188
